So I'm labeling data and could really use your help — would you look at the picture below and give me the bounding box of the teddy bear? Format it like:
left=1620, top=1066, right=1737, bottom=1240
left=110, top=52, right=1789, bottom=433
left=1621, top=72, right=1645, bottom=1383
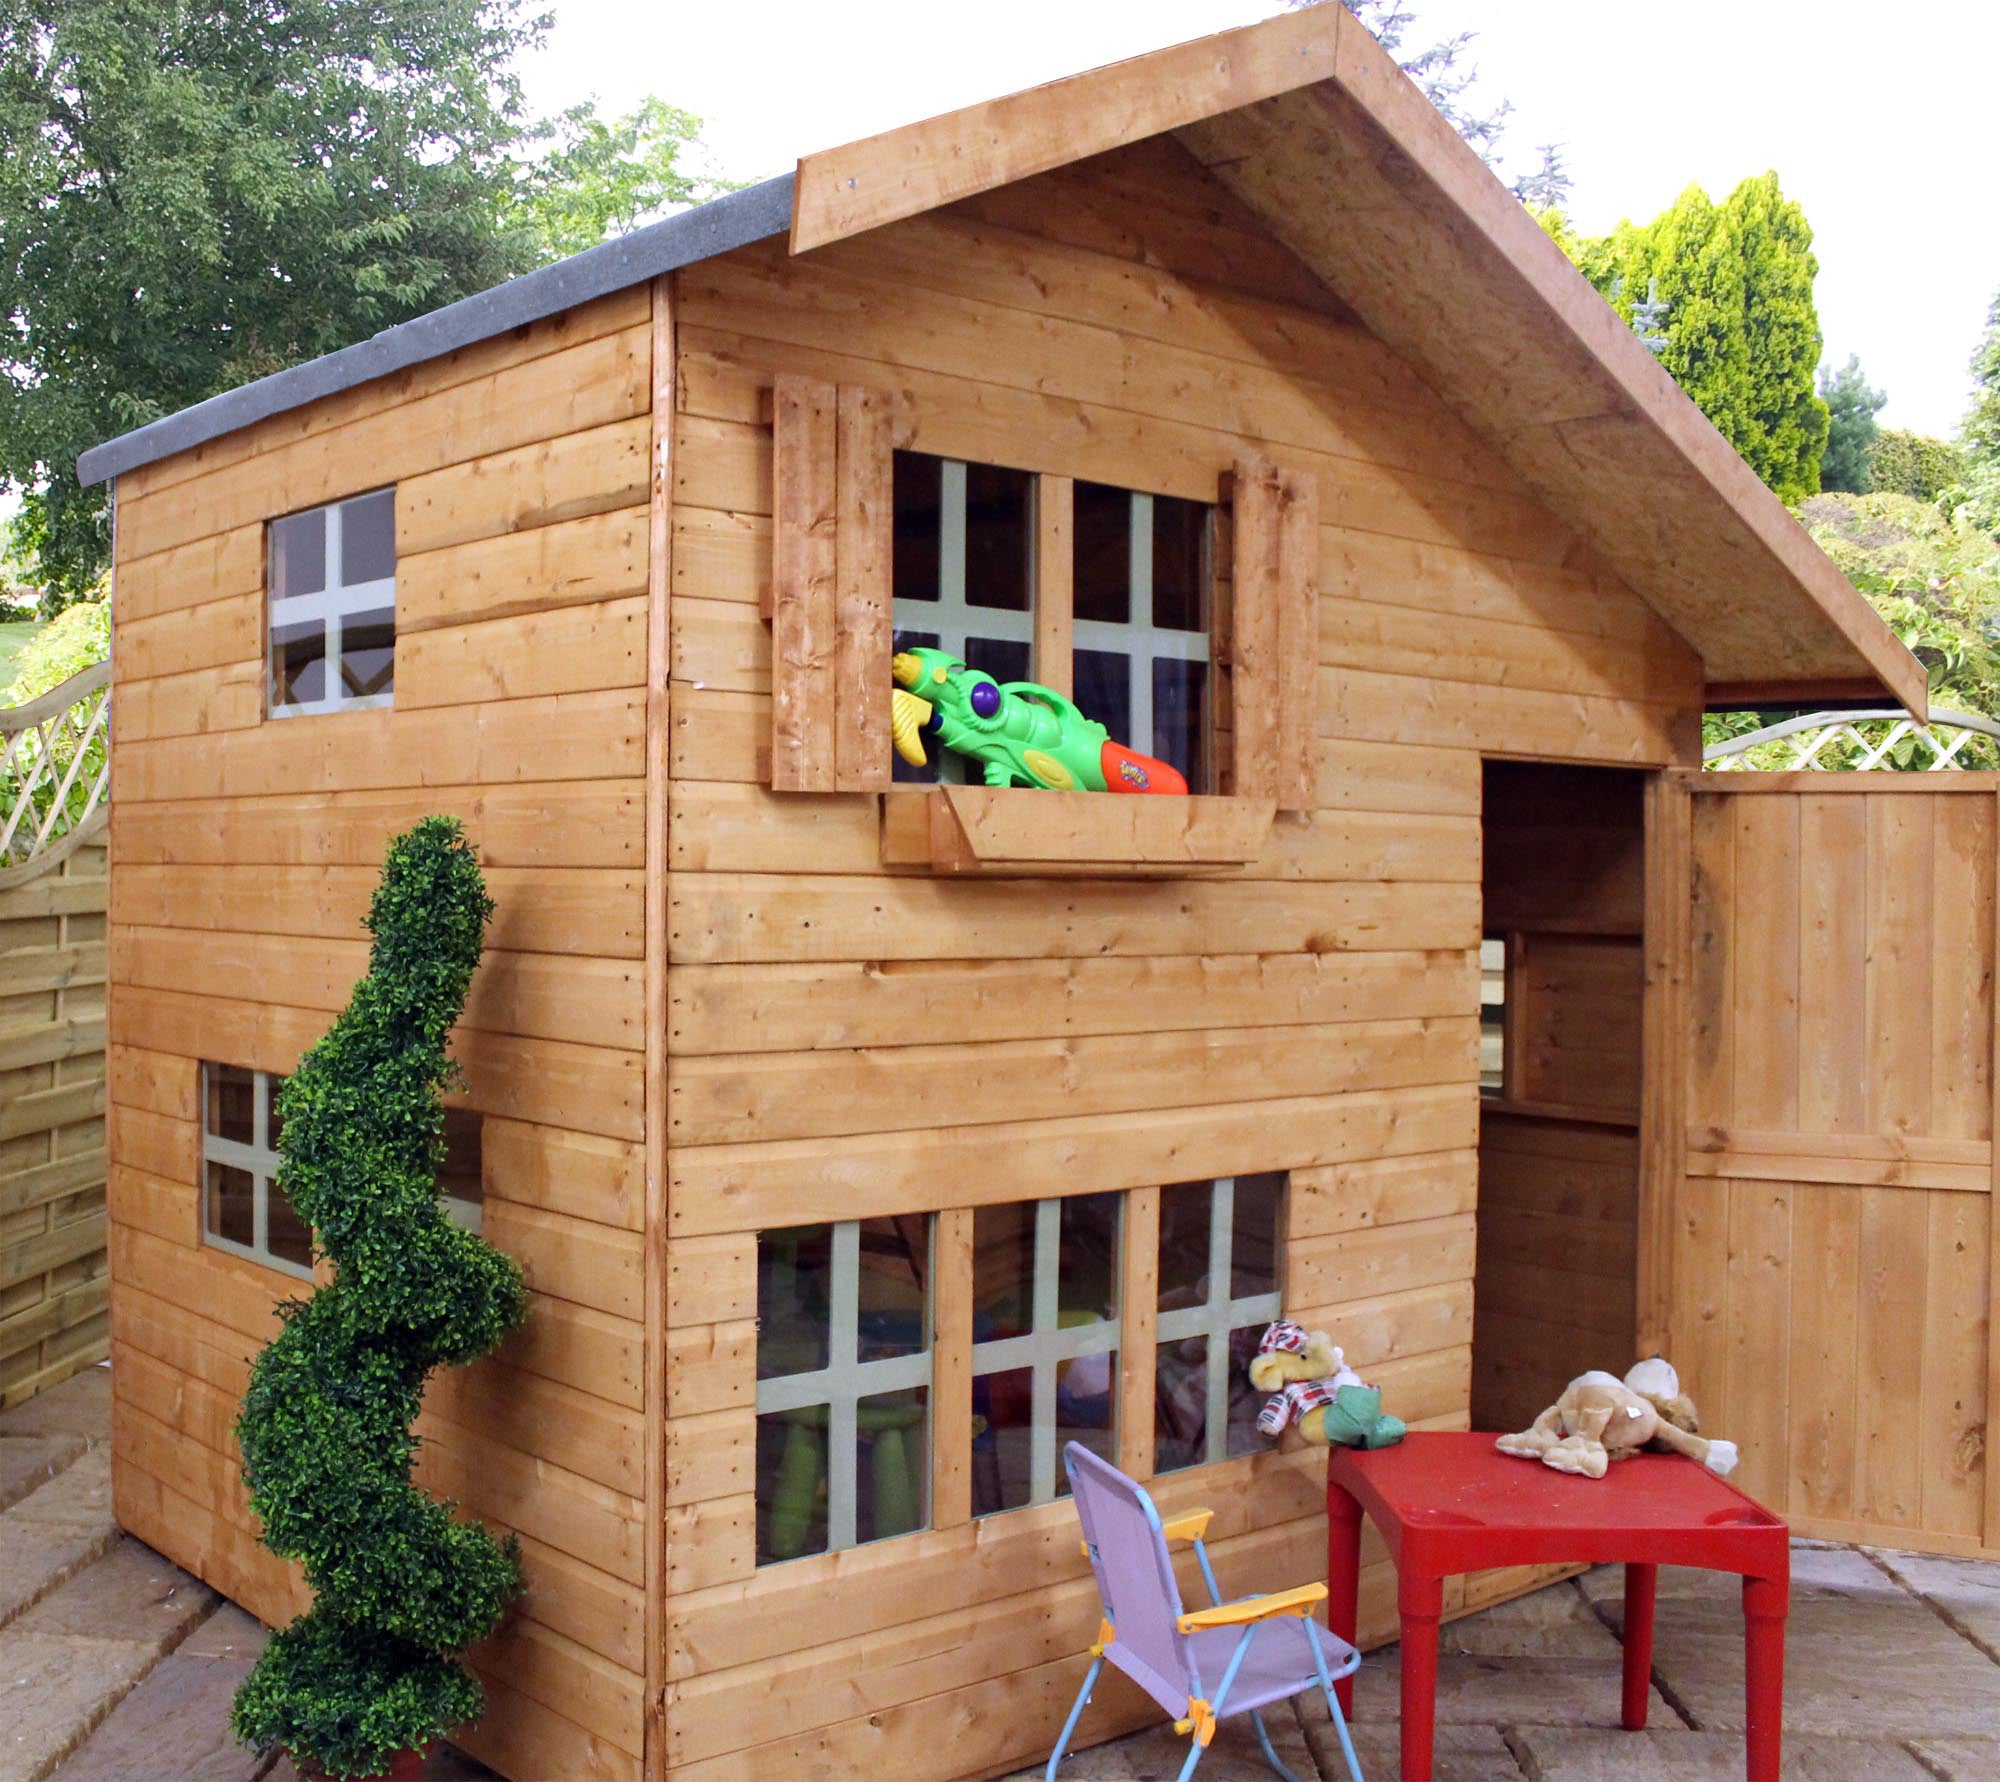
left=1249, top=1319, right=1406, bottom=1450
left=1496, top=1357, right=1739, bottom=1480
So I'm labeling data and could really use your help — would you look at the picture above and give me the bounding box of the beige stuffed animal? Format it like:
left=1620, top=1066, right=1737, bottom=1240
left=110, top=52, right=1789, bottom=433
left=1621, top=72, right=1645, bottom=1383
left=1496, top=1358, right=1738, bottom=1480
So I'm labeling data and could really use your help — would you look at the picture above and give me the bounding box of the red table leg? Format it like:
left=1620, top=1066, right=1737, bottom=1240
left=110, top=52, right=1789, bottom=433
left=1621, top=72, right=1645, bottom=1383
left=1743, top=1572, right=1787, bottom=1781
left=1622, top=1562, right=1658, bottom=1730
left=1326, top=1478, right=1363, bottom=1717
left=1398, top=1569, right=1445, bottom=1782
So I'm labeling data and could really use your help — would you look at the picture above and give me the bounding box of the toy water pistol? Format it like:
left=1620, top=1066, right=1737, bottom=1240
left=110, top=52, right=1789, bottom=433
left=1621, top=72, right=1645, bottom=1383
left=889, top=648, right=1188, bottom=793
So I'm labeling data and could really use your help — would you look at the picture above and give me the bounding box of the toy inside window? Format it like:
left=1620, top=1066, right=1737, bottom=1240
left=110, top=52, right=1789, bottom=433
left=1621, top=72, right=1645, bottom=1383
left=754, top=1216, right=934, bottom=1564
left=1153, top=1173, right=1285, bottom=1473
left=969, top=1193, right=1121, bottom=1514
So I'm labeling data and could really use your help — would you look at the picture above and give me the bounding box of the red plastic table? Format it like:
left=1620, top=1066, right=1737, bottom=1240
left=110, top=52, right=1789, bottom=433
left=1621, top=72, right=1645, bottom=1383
left=1326, top=1432, right=1789, bottom=1782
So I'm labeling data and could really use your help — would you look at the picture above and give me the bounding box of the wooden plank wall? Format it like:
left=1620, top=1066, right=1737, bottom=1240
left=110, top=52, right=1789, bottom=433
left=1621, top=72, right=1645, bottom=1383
left=1673, top=775, right=1999, bottom=1559
left=660, top=137, right=1704, bottom=1779
left=104, top=289, right=655, bottom=1782
left=1474, top=765, right=1646, bottom=1434
left=1, top=841, right=109, bottom=1404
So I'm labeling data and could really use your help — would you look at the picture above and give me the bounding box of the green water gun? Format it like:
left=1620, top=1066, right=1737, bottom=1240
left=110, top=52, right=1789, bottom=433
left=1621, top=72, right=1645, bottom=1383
left=889, top=648, right=1187, bottom=794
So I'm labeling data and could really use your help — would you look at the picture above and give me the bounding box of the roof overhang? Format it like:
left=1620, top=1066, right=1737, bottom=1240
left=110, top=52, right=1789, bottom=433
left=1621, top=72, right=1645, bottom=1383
left=791, top=7, right=1927, bottom=719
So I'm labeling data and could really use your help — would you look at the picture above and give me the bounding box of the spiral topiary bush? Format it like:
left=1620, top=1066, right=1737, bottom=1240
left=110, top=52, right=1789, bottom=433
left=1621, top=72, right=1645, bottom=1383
left=231, top=817, right=527, bottom=1779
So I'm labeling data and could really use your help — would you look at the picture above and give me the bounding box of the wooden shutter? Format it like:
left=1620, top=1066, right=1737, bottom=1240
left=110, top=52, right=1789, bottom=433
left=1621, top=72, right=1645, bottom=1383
left=768, top=376, right=893, bottom=792
left=1226, top=457, right=1319, bottom=812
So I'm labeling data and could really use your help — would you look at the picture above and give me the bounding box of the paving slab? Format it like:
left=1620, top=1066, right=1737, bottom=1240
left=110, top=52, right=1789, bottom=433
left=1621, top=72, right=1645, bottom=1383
left=1299, top=1690, right=1522, bottom=1779
left=52, top=1648, right=267, bottom=1782
left=1908, top=1735, right=2000, bottom=1780
left=0, top=1366, right=112, bottom=1444
left=998, top=1701, right=1316, bottom=1781
left=1866, top=1548, right=2000, bottom=1660
left=1511, top=1726, right=1934, bottom=1779
left=179, top=1602, right=270, bottom=1661
left=7, top=1443, right=112, bottom=1531
left=0, top=1516, right=117, bottom=1626
left=0, top=1436, right=88, bottom=1512
left=1439, top=1581, right=1622, bottom=1659
left=1580, top=1545, right=2000, bottom=1738
left=13, top=1536, right=218, bottom=1652
left=1353, top=1649, right=1671, bottom=1730
left=0, top=1629, right=157, bottom=1782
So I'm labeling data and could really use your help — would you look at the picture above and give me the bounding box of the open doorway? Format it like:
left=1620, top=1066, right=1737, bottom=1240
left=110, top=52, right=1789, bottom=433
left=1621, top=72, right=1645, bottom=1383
left=1471, top=761, right=1647, bottom=1434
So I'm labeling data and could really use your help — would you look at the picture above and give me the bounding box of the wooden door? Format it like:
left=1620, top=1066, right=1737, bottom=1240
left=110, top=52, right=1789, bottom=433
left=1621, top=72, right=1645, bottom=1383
left=1654, top=773, right=1999, bottom=1558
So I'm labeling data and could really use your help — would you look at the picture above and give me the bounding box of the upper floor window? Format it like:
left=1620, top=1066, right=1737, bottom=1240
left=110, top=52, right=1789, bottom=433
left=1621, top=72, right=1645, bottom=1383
left=200, top=1061, right=481, bottom=1277
left=268, top=488, right=396, bottom=717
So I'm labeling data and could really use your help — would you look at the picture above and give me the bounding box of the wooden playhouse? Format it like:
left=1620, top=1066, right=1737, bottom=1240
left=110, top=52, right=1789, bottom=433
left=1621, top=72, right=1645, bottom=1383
left=82, top=8, right=2000, bottom=1779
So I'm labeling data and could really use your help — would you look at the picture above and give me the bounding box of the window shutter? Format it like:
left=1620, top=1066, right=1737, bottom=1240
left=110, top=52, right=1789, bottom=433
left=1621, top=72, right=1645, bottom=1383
left=769, top=376, right=894, bottom=792
left=1226, top=457, right=1318, bottom=812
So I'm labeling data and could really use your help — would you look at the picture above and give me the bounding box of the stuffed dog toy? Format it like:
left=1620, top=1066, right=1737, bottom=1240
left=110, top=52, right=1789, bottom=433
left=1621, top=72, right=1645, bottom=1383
left=1497, top=1358, right=1738, bottom=1480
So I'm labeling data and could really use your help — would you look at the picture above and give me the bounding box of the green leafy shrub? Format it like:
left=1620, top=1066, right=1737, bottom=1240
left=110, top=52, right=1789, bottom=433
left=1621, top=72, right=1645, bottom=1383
left=232, top=817, right=526, bottom=1780
left=1868, top=429, right=1967, bottom=502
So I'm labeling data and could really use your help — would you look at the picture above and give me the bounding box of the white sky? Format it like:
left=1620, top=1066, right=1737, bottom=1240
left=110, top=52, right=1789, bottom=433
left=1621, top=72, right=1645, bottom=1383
left=521, top=0, right=1997, bottom=437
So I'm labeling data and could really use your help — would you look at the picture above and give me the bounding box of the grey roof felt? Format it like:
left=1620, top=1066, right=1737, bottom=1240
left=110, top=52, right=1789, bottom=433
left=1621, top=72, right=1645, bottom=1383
left=76, top=174, right=796, bottom=488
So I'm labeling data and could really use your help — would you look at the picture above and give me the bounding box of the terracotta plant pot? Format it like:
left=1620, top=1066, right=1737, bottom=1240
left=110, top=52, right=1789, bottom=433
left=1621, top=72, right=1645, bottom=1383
left=297, top=1745, right=430, bottom=1781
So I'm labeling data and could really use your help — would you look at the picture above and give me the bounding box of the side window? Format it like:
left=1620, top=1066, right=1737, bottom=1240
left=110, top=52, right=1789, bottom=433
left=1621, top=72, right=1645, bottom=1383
left=755, top=1217, right=934, bottom=1564
left=1154, top=1173, right=1285, bottom=1473
left=268, top=487, right=396, bottom=717
left=970, top=1193, right=1121, bottom=1514
left=199, top=1062, right=481, bottom=1274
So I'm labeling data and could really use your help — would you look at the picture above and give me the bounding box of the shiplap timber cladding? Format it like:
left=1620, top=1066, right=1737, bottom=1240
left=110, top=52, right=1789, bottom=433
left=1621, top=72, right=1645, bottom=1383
left=1669, top=775, right=2000, bottom=1560
left=0, top=843, right=109, bottom=1405
left=766, top=376, right=893, bottom=792
left=656, top=138, right=1703, bottom=1781
left=103, top=288, right=653, bottom=1782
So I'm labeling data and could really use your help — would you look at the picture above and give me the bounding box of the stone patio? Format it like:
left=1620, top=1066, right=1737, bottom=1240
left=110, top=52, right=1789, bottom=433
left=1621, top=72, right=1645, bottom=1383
left=8, top=1364, right=2000, bottom=1780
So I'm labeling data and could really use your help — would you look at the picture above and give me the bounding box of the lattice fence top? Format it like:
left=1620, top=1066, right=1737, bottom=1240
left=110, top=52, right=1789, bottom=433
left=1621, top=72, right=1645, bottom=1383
left=0, top=659, right=111, bottom=889
left=1704, top=707, right=2000, bottom=774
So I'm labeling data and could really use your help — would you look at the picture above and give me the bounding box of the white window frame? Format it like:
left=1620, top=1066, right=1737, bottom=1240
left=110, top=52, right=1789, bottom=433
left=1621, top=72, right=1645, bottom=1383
left=199, top=1063, right=312, bottom=1279
left=755, top=1218, right=934, bottom=1559
left=1155, top=1175, right=1285, bottom=1472
left=268, top=489, right=397, bottom=719
left=971, top=1195, right=1122, bottom=1512
left=1074, top=488, right=1213, bottom=788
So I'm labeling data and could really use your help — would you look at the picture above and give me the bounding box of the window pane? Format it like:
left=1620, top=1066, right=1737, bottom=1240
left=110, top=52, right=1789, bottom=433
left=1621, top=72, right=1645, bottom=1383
left=758, top=1225, right=832, bottom=1379
left=270, top=509, right=326, bottom=599
left=892, top=453, right=943, bottom=603
left=267, top=1182, right=313, bottom=1269
left=972, top=1202, right=1035, bottom=1332
left=271, top=619, right=327, bottom=708
left=1074, top=649, right=1130, bottom=747
left=1481, top=935, right=1506, bottom=1092
left=1158, top=1180, right=1213, bottom=1306
left=341, top=490, right=396, bottom=585
left=857, top=1386, right=928, bottom=1543
left=1073, top=482, right=1130, bottom=623
left=439, top=1107, right=482, bottom=1207
left=265, top=1075, right=284, bottom=1154
left=857, top=1216, right=927, bottom=1361
left=972, top=1364, right=1034, bottom=1515
left=963, top=463, right=1031, bottom=611
left=340, top=608, right=395, bottom=699
left=206, top=1162, right=255, bottom=1247
left=1225, top=1322, right=1268, bottom=1458
left=965, top=636, right=1030, bottom=687
left=1151, top=496, right=1209, bottom=632
left=1155, top=1333, right=1207, bottom=1473
left=1152, top=657, right=1208, bottom=788
left=1059, top=1193, right=1121, bottom=1321
left=757, top=1409, right=829, bottom=1562
left=207, top=1065, right=256, bottom=1145
left=1231, top=1172, right=1284, bottom=1298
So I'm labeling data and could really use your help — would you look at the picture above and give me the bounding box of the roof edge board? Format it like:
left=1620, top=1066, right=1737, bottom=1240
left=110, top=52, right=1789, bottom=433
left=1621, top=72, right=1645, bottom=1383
left=77, top=175, right=797, bottom=488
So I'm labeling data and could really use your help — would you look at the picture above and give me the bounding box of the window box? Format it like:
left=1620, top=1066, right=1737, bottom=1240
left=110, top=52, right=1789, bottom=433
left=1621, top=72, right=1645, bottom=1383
left=880, top=785, right=1276, bottom=877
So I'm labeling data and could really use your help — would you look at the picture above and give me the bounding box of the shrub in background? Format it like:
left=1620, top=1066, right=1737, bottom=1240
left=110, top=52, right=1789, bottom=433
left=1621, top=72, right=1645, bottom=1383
left=232, top=817, right=526, bottom=1779
left=1869, top=429, right=1968, bottom=503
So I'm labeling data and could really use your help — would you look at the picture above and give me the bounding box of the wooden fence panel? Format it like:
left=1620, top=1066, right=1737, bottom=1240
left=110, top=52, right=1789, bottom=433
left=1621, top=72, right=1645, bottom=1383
left=1672, top=776, right=1998, bottom=1557
left=1, top=841, right=109, bottom=1404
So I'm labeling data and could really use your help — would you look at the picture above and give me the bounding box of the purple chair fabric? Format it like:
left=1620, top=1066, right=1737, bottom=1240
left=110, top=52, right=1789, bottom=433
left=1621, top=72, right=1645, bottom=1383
left=1049, top=1443, right=1365, bottom=1782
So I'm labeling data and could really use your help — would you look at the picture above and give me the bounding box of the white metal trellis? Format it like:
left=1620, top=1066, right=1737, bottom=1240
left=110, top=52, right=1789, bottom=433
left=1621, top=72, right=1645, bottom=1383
left=0, top=659, right=111, bottom=889
left=1704, top=707, right=2000, bottom=773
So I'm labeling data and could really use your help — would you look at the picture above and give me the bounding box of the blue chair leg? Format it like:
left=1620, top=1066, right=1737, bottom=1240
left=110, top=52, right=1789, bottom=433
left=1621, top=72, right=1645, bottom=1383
left=1045, top=1654, right=1102, bottom=1781
left=1249, top=1707, right=1303, bottom=1782
left=1306, top=1630, right=1365, bottom=1782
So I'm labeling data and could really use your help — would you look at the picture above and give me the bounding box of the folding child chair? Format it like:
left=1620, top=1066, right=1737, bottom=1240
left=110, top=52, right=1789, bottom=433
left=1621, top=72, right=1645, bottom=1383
left=1047, top=1443, right=1365, bottom=1782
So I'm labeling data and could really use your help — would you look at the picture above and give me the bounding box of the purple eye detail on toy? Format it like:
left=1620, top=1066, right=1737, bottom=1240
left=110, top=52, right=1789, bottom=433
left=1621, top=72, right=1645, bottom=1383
left=970, top=680, right=1001, bottom=719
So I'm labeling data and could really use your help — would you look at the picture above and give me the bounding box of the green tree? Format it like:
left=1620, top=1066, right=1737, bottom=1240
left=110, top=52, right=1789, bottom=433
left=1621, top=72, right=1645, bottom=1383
left=1962, top=287, right=2000, bottom=534
left=1818, top=355, right=1887, bottom=493
left=1551, top=174, right=1829, bottom=502
left=516, top=96, right=734, bottom=261
left=232, top=818, right=526, bottom=1779
left=1869, top=429, right=1967, bottom=501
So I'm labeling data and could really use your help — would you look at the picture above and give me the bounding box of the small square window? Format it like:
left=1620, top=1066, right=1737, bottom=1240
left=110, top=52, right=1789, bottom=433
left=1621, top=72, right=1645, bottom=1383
left=267, top=489, right=396, bottom=717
